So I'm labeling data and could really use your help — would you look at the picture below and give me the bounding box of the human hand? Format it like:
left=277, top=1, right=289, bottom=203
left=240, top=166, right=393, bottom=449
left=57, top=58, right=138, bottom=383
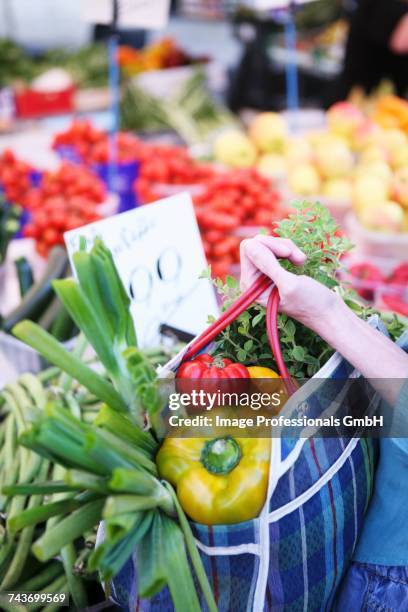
left=240, top=235, right=408, bottom=401
left=240, top=235, right=341, bottom=334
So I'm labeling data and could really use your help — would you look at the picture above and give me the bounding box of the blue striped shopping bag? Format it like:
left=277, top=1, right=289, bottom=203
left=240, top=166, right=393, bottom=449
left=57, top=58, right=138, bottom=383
left=107, top=316, right=392, bottom=612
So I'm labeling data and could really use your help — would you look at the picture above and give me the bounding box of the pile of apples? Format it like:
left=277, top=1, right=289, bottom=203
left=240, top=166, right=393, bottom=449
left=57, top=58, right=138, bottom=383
left=213, top=102, right=408, bottom=234
left=212, top=111, right=356, bottom=198
left=327, top=102, right=408, bottom=234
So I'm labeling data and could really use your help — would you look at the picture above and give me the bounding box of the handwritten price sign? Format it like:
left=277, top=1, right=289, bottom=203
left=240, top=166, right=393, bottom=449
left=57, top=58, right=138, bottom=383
left=64, top=193, right=218, bottom=348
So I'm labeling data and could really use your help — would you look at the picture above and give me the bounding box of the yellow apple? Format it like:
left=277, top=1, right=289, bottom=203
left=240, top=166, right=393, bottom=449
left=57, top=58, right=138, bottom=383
left=257, top=153, right=287, bottom=180
left=249, top=112, right=287, bottom=153
left=213, top=130, right=257, bottom=168
left=392, top=167, right=408, bottom=208
left=353, top=174, right=390, bottom=210
left=285, top=137, right=312, bottom=163
left=389, top=143, right=408, bottom=169
left=377, top=128, right=407, bottom=154
left=315, top=136, right=354, bottom=179
left=307, top=130, right=327, bottom=147
left=327, top=101, right=365, bottom=141
left=352, top=120, right=380, bottom=151
left=288, top=163, right=321, bottom=196
left=322, top=178, right=353, bottom=201
left=359, top=200, right=405, bottom=233
left=360, top=144, right=389, bottom=164
left=354, top=161, right=393, bottom=188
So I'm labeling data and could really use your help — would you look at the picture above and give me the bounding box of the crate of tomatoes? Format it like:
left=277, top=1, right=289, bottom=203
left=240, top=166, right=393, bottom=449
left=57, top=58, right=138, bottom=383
left=23, top=163, right=108, bottom=257
left=194, top=169, right=285, bottom=278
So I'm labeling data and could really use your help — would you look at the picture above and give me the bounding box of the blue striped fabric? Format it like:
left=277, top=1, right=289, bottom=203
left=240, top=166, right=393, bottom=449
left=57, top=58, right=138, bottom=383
left=110, top=438, right=375, bottom=611
left=264, top=438, right=376, bottom=612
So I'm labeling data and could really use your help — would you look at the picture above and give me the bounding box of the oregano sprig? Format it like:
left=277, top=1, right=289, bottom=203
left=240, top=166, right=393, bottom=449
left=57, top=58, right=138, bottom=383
left=208, top=202, right=353, bottom=377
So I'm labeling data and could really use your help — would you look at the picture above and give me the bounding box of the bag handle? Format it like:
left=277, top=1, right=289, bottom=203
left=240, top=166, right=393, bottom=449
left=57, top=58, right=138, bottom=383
left=182, top=275, right=298, bottom=396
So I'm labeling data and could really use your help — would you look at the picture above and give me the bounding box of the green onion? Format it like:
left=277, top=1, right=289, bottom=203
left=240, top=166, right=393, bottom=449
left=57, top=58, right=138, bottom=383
left=137, top=511, right=201, bottom=612
left=32, top=499, right=105, bottom=562
left=109, top=467, right=158, bottom=496
left=2, top=481, right=77, bottom=496
left=8, top=495, right=95, bottom=534
left=12, top=321, right=126, bottom=413
left=89, top=512, right=153, bottom=580
left=103, top=494, right=163, bottom=517
left=164, top=482, right=217, bottom=612
left=94, top=405, right=158, bottom=454
left=64, top=469, right=109, bottom=494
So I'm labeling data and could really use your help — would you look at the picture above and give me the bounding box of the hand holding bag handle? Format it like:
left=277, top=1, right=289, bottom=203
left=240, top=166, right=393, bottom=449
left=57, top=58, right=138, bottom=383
left=182, top=275, right=298, bottom=396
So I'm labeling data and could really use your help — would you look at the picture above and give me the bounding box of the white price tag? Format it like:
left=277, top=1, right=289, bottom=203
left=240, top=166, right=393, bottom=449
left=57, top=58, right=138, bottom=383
left=83, top=0, right=170, bottom=30
left=64, top=193, right=218, bottom=348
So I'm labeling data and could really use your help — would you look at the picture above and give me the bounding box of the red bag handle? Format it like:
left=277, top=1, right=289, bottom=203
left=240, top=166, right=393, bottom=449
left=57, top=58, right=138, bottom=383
left=182, top=276, right=298, bottom=396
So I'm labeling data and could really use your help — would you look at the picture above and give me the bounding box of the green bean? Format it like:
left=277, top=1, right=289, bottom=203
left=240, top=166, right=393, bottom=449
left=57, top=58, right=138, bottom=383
left=25, top=574, right=67, bottom=611
left=2, top=387, right=29, bottom=432
left=46, top=465, right=88, bottom=609
left=41, top=596, right=69, bottom=612
left=4, top=414, right=17, bottom=474
left=64, top=392, right=81, bottom=421
left=0, top=421, right=6, bottom=446
left=0, top=453, right=21, bottom=512
left=1, top=452, right=20, bottom=489
left=0, top=541, right=15, bottom=575
left=21, top=452, right=46, bottom=485
left=1, top=461, right=49, bottom=589
left=59, top=545, right=87, bottom=609
left=0, top=601, right=26, bottom=612
left=38, top=366, right=60, bottom=383
left=58, top=333, right=88, bottom=393
left=19, top=374, right=47, bottom=411
left=73, top=546, right=93, bottom=577
left=19, top=561, right=63, bottom=591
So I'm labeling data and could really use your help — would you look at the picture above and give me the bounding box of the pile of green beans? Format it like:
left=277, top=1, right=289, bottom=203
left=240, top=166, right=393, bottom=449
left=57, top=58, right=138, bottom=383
left=0, top=363, right=102, bottom=611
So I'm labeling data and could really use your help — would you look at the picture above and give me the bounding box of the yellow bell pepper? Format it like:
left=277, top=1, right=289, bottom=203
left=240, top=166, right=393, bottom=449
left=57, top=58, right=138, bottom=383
left=247, top=365, right=286, bottom=404
left=247, top=366, right=279, bottom=378
left=156, top=436, right=270, bottom=525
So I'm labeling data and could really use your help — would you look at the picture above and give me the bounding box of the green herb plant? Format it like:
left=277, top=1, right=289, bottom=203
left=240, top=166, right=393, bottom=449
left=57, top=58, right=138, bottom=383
left=207, top=202, right=407, bottom=377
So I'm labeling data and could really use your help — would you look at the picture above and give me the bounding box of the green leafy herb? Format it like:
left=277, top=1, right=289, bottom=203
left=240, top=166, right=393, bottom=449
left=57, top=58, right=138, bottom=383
left=210, top=202, right=352, bottom=377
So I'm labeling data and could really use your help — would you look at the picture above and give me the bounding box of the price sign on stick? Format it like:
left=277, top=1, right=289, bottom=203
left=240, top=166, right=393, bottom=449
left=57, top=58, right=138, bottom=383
left=83, top=0, right=170, bottom=29
left=64, top=193, right=219, bottom=348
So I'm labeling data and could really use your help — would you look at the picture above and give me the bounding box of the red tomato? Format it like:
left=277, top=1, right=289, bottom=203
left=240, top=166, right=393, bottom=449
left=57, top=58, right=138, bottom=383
left=349, top=263, right=384, bottom=301
left=212, top=237, right=239, bottom=258
left=381, top=294, right=408, bottom=316
left=177, top=354, right=249, bottom=379
left=204, top=230, right=225, bottom=243
left=177, top=353, right=250, bottom=399
left=209, top=213, right=239, bottom=232
left=43, top=227, right=60, bottom=246
left=23, top=224, right=38, bottom=239
left=211, top=261, right=232, bottom=279
left=35, top=241, right=48, bottom=258
left=388, top=263, right=408, bottom=286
